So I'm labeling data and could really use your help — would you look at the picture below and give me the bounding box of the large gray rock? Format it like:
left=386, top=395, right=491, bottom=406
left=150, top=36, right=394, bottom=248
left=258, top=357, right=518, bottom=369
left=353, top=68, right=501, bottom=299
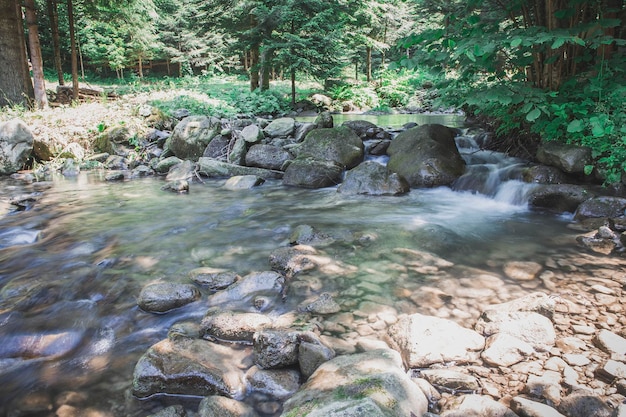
left=240, top=124, right=264, bottom=144
left=201, top=311, right=274, bottom=343
left=386, top=313, right=485, bottom=368
left=337, top=161, right=409, bottom=196
left=387, top=124, right=465, bottom=187
left=557, top=393, right=613, bottom=417
left=253, top=330, right=300, bottom=369
left=574, top=196, right=626, bottom=221
left=245, top=144, right=293, bottom=171
left=536, top=141, right=592, bottom=174
left=342, top=120, right=378, bottom=139
left=264, top=118, right=296, bottom=138
left=281, top=349, right=428, bottom=417
left=522, top=165, right=568, bottom=184
left=246, top=366, right=301, bottom=401
left=293, top=126, right=364, bottom=170
left=137, top=282, right=200, bottom=313
left=283, top=159, right=343, bottom=189
left=511, top=396, right=566, bottom=417
left=0, top=119, right=34, bottom=175
left=131, top=338, right=248, bottom=398
left=527, top=184, right=593, bottom=213
left=168, top=116, right=221, bottom=160
left=197, top=157, right=283, bottom=180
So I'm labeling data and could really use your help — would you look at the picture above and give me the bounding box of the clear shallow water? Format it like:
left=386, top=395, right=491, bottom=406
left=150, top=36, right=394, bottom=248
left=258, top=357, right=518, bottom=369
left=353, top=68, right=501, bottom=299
left=0, top=126, right=579, bottom=416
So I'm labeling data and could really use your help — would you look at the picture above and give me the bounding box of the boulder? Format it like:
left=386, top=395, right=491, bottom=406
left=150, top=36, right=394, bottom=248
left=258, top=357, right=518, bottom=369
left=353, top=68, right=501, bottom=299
left=0, top=119, right=34, bottom=175
left=264, top=118, right=296, bottom=138
left=574, top=196, right=626, bottom=221
left=387, top=124, right=465, bottom=188
left=201, top=311, right=274, bottom=343
left=245, top=366, right=301, bottom=400
left=240, top=124, right=264, bottom=144
left=557, top=393, right=613, bottom=417
left=253, top=330, right=300, bottom=369
left=510, top=396, right=566, bottom=417
left=337, top=161, right=410, bottom=196
left=155, top=156, right=183, bottom=174
left=536, top=141, right=592, bottom=174
left=137, top=282, right=200, bottom=313
left=131, top=338, right=248, bottom=399
left=527, top=184, right=593, bottom=213
left=342, top=120, right=378, bottom=139
left=168, top=115, right=221, bottom=160
left=522, top=165, right=568, bottom=184
left=292, top=126, right=364, bottom=169
left=294, top=122, right=317, bottom=142
left=165, top=160, right=196, bottom=182
left=245, top=144, right=293, bottom=171
left=314, top=112, right=333, bottom=128
left=298, top=333, right=336, bottom=378
left=386, top=313, right=485, bottom=368
left=281, top=349, right=428, bottom=417
left=283, top=159, right=343, bottom=189
left=202, top=135, right=231, bottom=160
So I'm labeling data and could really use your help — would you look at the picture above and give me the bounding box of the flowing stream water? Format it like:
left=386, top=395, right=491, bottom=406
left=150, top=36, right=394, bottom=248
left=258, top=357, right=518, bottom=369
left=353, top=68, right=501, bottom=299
left=0, top=117, right=583, bottom=416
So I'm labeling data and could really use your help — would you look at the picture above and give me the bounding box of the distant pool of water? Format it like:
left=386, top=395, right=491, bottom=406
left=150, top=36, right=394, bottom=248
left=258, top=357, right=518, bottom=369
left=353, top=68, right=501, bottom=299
left=296, top=112, right=465, bottom=129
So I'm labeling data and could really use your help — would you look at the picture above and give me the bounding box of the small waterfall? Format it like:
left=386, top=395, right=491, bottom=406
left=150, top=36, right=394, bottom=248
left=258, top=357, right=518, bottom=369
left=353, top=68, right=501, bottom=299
left=452, top=131, right=537, bottom=206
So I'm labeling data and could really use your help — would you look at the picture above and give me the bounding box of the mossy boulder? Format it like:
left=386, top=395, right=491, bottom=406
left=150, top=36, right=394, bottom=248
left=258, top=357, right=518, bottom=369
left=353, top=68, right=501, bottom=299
left=387, top=124, right=465, bottom=188
left=293, top=126, right=364, bottom=169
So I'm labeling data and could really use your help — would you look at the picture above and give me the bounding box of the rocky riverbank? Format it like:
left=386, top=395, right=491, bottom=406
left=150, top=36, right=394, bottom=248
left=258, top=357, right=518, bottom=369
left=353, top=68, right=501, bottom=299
left=2, top=100, right=626, bottom=416
left=125, top=229, right=626, bottom=417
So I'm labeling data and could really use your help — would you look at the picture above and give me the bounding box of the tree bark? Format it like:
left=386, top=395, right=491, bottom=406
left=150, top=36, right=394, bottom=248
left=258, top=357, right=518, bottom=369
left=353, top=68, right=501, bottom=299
left=68, top=0, right=79, bottom=100
left=47, top=0, right=64, bottom=85
left=366, top=46, right=372, bottom=82
left=290, top=67, right=296, bottom=107
left=0, top=0, right=34, bottom=108
left=260, top=48, right=271, bottom=91
left=249, top=46, right=259, bottom=91
left=24, top=0, right=48, bottom=109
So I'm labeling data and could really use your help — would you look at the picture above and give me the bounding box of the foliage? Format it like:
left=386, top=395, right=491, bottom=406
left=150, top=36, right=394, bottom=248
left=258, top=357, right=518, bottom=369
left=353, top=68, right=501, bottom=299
left=401, top=0, right=626, bottom=183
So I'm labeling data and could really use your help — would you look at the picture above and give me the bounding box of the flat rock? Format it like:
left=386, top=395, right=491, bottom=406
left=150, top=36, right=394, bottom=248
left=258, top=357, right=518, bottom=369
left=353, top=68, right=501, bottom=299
left=594, top=329, right=626, bottom=357
left=475, top=311, right=555, bottom=352
left=387, top=313, right=485, bottom=367
left=503, top=261, right=542, bottom=281
left=137, top=282, right=200, bottom=313
left=482, top=333, right=536, bottom=367
left=197, top=395, right=258, bottom=417
left=420, top=368, right=481, bottom=392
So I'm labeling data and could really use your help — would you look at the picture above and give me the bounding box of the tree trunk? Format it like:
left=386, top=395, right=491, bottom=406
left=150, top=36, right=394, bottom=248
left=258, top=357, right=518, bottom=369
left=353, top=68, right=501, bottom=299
left=0, top=0, right=34, bottom=108
left=260, top=48, right=271, bottom=91
left=47, top=0, right=64, bottom=85
left=366, top=46, right=372, bottom=82
left=291, top=67, right=296, bottom=107
left=138, top=56, right=144, bottom=78
left=68, top=0, right=79, bottom=100
left=24, top=0, right=48, bottom=109
left=249, top=46, right=259, bottom=91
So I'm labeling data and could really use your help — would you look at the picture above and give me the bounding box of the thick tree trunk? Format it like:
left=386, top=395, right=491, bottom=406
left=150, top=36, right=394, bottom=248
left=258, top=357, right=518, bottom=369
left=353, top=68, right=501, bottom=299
left=68, top=0, right=79, bottom=100
left=260, top=48, right=271, bottom=91
left=24, top=0, right=48, bottom=109
left=0, top=0, right=34, bottom=107
left=47, top=0, right=64, bottom=85
left=249, top=46, right=259, bottom=91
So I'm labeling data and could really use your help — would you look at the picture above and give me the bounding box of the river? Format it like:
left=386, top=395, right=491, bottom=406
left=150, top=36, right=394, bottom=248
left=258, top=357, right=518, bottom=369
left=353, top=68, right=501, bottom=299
left=0, top=116, right=582, bottom=416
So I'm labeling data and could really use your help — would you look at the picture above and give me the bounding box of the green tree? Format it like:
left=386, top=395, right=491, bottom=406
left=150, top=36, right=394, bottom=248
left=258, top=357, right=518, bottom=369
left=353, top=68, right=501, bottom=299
left=402, top=0, right=626, bottom=181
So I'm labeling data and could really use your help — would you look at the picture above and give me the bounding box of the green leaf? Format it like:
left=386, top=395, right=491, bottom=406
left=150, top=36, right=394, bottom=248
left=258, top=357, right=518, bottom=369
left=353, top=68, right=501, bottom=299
left=572, top=36, right=585, bottom=46
left=567, top=119, right=584, bottom=133
left=584, top=165, right=594, bottom=176
left=465, top=50, right=476, bottom=62
left=551, top=37, right=566, bottom=49
left=526, top=108, right=541, bottom=122
left=510, top=38, right=522, bottom=48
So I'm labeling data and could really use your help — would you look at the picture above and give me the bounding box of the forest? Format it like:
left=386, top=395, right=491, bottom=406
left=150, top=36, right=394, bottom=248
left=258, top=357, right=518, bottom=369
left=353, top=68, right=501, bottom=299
left=0, top=0, right=625, bottom=182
